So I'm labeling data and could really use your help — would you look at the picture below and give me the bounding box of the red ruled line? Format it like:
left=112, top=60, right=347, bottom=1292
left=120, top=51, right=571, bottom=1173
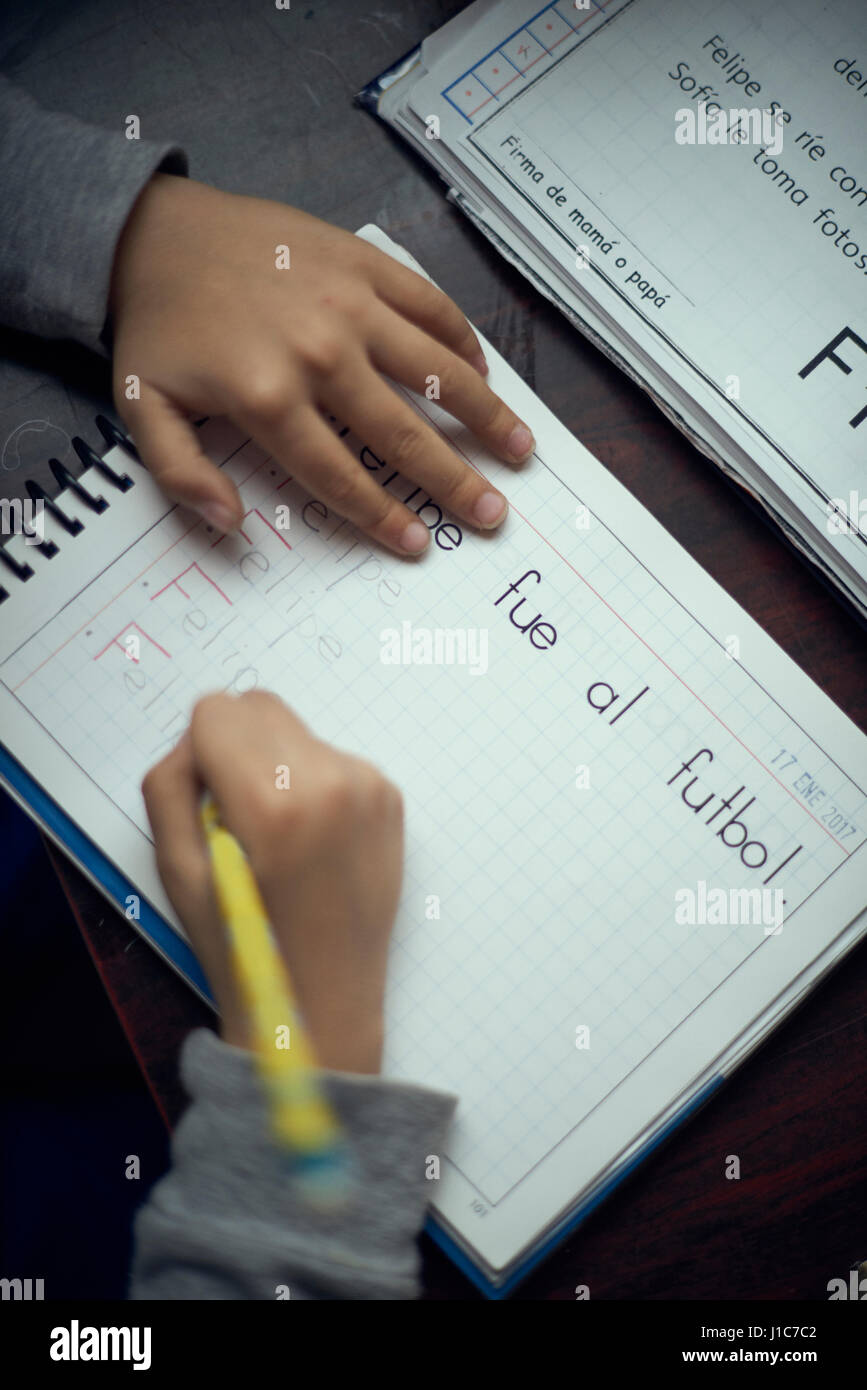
left=94, top=621, right=171, bottom=662
left=463, top=13, right=596, bottom=118
left=11, top=447, right=272, bottom=692
left=209, top=506, right=293, bottom=552
left=150, top=561, right=232, bottom=605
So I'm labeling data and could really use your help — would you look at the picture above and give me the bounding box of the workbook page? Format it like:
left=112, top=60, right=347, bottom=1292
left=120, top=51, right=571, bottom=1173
left=0, top=228, right=865, bottom=1272
left=412, top=0, right=867, bottom=564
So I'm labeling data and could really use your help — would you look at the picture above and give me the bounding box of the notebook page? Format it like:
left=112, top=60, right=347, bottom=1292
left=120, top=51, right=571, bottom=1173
left=0, top=226, right=865, bottom=1272
left=409, top=0, right=867, bottom=586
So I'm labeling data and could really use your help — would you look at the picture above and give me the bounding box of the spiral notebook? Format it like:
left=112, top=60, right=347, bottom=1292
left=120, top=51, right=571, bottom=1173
left=1, top=226, right=866, bottom=1297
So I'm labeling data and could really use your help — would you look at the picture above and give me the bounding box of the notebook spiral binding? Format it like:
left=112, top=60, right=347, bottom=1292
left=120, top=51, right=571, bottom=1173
left=0, top=415, right=140, bottom=604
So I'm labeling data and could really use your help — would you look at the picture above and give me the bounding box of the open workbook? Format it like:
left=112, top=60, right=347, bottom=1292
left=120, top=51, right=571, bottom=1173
left=1, top=227, right=865, bottom=1297
left=360, top=0, right=867, bottom=621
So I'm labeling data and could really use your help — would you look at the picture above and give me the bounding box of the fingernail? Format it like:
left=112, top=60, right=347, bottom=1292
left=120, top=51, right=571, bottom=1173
left=474, top=491, right=507, bottom=527
left=400, top=520, right=430, bottom=554
left=506, top=424, right=535, bottom=461
left=196, top=501, right=237, bottom=532
left=471, top=352, right=489, bottom=376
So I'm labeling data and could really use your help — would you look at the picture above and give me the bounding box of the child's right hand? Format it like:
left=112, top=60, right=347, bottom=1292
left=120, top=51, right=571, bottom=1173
left=141, top=691, right=404, bottom=1074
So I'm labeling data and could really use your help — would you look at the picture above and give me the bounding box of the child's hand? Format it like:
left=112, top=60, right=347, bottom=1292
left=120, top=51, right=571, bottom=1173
left=108, top=174, right=535, bottom=554
left=141, top=691, right=403, bottom=1074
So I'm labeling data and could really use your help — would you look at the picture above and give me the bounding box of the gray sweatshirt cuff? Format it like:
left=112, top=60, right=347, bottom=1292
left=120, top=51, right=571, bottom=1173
left=129, top=1027, right=458, bottom=1300
left=0, top=76, right=188, bottom=354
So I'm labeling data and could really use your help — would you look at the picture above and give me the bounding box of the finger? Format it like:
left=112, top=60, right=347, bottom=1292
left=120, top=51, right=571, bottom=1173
left=141, top=733, right=211, bottom=914
left=366, top=250, right=489, bottom=374
left=140, top=733, right=240, bottom=1014
left=236, top=396, right=436, bottom=556
left=141, top=739, right=230, bottom=967
left=187, top=690, right=313, bottom=853
left=324, top=356, right=511, bottom=532
left=140, top=733, right=195, bottom=839
left=367, top=303, right=535, bottom=467
left=118, top=385, right=243, bottom=533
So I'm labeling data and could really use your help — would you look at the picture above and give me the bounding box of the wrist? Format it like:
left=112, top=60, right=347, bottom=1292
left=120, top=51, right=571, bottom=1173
left=315, top=1015, right=384, bottom=1075
left=219, top=1011, right=384, bottom=1076
left=107, top=171, right=197, bottom=323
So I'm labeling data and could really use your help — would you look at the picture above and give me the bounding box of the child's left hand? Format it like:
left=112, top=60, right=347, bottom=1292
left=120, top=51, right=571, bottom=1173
left=108, top=175, right=535, bottom=555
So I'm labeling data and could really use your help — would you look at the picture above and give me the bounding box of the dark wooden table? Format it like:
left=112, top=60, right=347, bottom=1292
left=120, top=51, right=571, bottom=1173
left=5, top=0, right=865, bottom=1300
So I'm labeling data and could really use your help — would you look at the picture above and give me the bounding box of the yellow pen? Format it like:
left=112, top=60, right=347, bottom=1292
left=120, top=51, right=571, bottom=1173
left=199, top=793, right=350, bottom=1199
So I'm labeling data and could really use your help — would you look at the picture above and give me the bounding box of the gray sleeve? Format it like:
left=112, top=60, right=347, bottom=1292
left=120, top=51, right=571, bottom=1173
left=0, top=76, right=188, bottom=354
left=129, top=1027, right=458, bottom=1300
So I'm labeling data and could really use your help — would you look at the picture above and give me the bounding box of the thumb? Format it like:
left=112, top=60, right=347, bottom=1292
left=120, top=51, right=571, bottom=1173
left=119, top=385, right=243, bottom=532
